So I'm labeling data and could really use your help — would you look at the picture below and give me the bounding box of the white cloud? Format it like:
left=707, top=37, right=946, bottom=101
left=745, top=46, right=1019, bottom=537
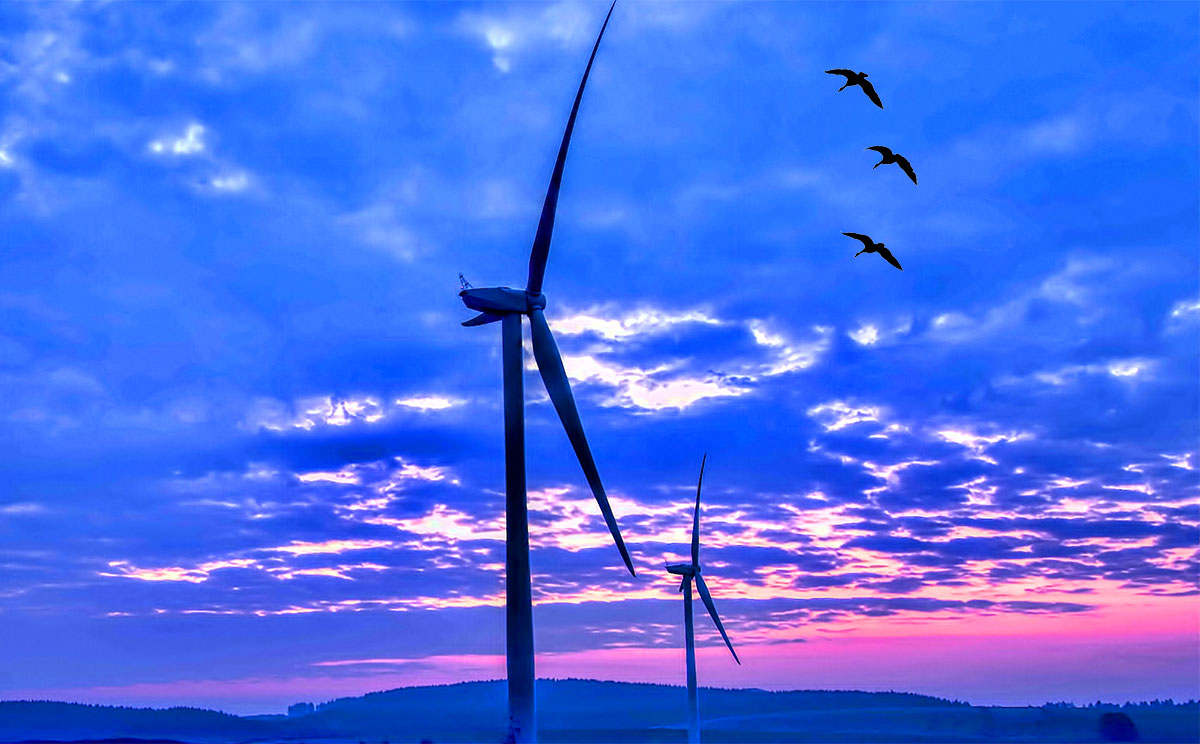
left=1100, top=482, right=1155, bottom=497
left=363, top=503, right=506, bottom=543
left=561, top=353, right=746, bottom=411
left=458, top=1, right=596, bottom=73
left=997, top=357, right=1155, bottom=388
left=1106, top=360, right=1144, bottom=378
left=1169, top=298, right=1200, bottom=319
left=553, top=307, right=723, bottom=341
left=936, top=428, right=1032, bottom=464
left=144, top=122, right=254, bottom=197
left=747, top=321, right=831, bottom=376
left=808, top=401, right=885, bottom=432
left=210, top=172, right=249, bottom=192
left=149, top=123, right=205, bottom=156
left=1166, top=297, right=1200, bottom=334
left=101, top=558, right=258, bottom=584
left=297, top=469, right=360, bottom=485
left=536, top=310, right=831, bottom=412
left=848, top=324, right=879, bottom=346
left=244, top=393, right=467, bottom=433
left=396, top=395, right=464, bottom=412
left=848, top=316, right=912, bottom=347
left=925, top=257, right=1116, bottom=345
left=243, top=395, right=386, bottom=431
left=0, top=502, right=45, bottom=515
left=264, top=539, right=394, bottom=556
left=1161, top=453, right=1194, bottom=471
left=861, top=458, right=940, bottom=494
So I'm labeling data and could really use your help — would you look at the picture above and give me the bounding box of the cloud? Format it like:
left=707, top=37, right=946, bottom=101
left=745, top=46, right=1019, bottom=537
left=264, top=539, right=396, bottom=556
left=458, top=1, right=597, bottom=73
left=395, top=395, right=465, bottom=412
left=525, top=307, right=835, bottom=412
left=554, top=307, right=724, bottom=341
left=808, top=401, right=884, bottom=432
left=149, top=123, right=205, bottom=156
left=244, top=396, right=387, bottom=431
left=210, top=172, right=249, bottom=192
left=847, top=316, right=913, bottom=347
left=101, top=558, right=259, bottom=584
left=559, top=353, right=746, bottom=411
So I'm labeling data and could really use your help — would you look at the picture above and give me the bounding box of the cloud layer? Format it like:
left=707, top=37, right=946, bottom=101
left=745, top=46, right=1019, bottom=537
left=0, top=0, right=1196, bottom=714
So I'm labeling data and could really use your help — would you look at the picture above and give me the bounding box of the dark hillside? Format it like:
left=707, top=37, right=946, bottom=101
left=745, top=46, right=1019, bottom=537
left=1, top=683, right=1196, bottom=743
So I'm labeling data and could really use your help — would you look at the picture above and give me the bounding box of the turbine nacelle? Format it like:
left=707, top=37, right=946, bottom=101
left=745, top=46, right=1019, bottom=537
left=666, top=562, right=699, bottom=577
left=460, top=287, right=547, bottom=325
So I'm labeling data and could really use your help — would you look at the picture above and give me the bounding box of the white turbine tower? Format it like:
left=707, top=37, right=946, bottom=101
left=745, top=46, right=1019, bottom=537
left=666, top=455, right=740, bottom=744
left=458, top=4, right=633, bottom=743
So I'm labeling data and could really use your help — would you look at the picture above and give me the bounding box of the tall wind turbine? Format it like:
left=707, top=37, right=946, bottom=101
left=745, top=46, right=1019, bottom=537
left=458, top=4, right=633, bottom=743
left=666, top=455, right=740, bottom=744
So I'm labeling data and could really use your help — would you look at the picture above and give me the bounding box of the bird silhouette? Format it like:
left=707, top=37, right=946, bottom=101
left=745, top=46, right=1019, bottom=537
left=843, top=232, right=903, bottom=270
left=866, top=146, right=917, bottom=184
left=826, top=69, right=883, bottom=108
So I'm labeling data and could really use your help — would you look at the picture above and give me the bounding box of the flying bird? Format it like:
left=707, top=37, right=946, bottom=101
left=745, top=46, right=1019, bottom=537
left=458, top=4, right=631, bottom=742
left=826, top=69, right=883, bottom=108
left=666, top=455, right=740, bottom=744
left=843, top=232, right=903, bottom=271
left=866, top=146, right=917, bottom=184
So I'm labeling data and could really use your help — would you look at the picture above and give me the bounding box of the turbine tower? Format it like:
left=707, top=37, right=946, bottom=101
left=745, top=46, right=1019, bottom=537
left=666, top=455, right=740, bottom=744
left=458, top=4, right=633, bottom=743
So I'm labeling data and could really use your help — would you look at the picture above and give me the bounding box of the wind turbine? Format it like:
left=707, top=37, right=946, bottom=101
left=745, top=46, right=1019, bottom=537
left=666, top=455, right=740, bottom=744
left=458, top=4, right=633, bottom=743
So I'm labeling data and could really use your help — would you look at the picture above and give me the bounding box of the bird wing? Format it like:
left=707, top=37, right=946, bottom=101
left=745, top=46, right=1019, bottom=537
left=895, top=154, right=917, bottom=184
left=825, top=69, right=854, bottom=79
left=866, top=146, right=892, bottom=157
left=877, top=245, right=903, bottom=271
left=860, top=78, right=883, bottom=108
left=842, top=232, right=873, bottom=248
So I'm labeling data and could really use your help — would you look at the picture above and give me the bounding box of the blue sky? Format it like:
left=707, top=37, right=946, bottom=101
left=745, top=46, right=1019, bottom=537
left=0, top=0, right=1197, bottom=715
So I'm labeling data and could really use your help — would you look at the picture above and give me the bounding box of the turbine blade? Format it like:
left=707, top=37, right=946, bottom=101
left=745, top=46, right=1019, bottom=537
left=691, top=454, right=706, bottom=566
left=694, top=573, right=739, bottom=664
left=679, top=576, right=687, bottom=593
left=527, top=308, right=635, bottom=576
left=525, top=1, right=616, bottom=295
left=462, top=311, right=504, bottom=327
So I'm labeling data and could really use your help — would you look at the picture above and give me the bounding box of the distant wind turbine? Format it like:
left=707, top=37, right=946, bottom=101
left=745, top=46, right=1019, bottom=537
left=666, top=455, right=740, bottom=744
left=458, top=4, right=633, bottom=743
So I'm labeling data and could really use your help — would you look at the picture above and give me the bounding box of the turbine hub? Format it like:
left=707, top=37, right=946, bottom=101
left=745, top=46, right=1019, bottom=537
left=525, top=291, right=547, bottom=311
